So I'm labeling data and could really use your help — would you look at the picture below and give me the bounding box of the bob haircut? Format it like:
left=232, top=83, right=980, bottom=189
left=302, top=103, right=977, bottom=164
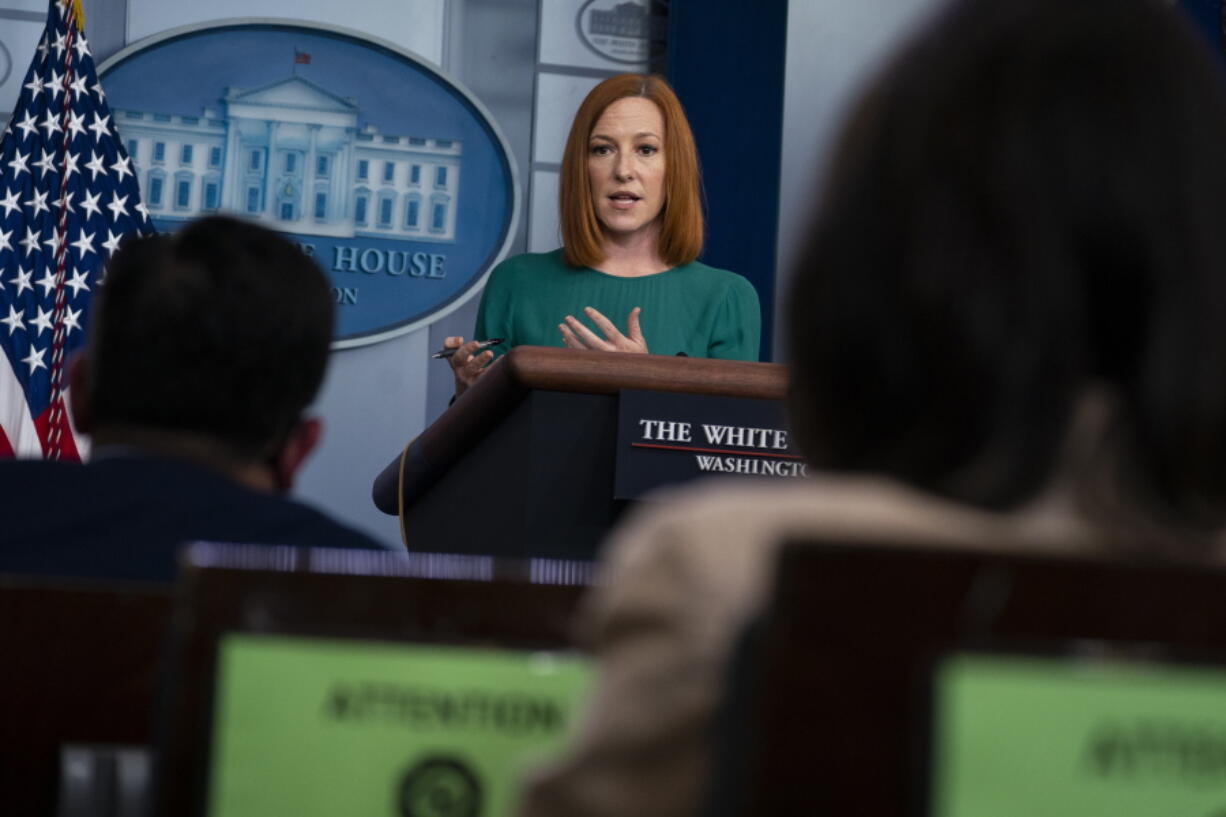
left=788, top=0, right=1226, bottom=539
left=559, top=73, right=703, bottom=269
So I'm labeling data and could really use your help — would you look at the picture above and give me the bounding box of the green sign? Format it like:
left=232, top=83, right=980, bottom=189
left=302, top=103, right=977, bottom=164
left=207, top=634, right=593, bottom=817
left=931, top=652, right=1226, bottom=817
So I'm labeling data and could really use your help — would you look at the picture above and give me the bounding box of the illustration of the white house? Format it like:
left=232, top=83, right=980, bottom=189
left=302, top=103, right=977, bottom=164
left=590, top=2, right=654, bottom=38
left=112, top=75, right=462, bottom=242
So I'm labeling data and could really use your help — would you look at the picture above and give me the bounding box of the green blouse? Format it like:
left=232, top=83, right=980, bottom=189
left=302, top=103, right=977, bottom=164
left=473, top=249, right=761, bottom=362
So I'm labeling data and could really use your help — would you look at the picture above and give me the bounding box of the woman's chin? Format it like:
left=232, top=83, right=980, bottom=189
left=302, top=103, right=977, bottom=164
left=598, top=214, right=662, bottom=243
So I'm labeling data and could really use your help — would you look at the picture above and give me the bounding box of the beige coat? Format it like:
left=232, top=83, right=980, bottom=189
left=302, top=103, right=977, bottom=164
left=516, top=473, right=1106, bottom=817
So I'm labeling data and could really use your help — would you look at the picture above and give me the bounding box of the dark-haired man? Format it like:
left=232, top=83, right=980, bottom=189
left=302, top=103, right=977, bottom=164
left=0, top=216, right=395, bottom=582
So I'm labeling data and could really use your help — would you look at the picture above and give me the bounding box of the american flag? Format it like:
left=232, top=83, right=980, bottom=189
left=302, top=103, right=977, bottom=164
left=0, top=0, right=152, bottom=460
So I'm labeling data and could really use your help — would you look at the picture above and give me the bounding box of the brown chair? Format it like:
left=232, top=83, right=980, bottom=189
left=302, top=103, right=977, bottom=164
left=710, top=541, right=1226, bottom=817
left=0, top=576, right=172, bottom=816
left=155, top=543, right=596, bottom=817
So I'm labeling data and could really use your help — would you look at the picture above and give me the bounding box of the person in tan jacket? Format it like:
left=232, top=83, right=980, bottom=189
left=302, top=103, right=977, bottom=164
left=516, top=0, right=1226, bottom=815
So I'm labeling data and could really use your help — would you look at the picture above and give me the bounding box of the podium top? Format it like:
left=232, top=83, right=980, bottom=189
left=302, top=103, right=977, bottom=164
left=492, top=345, right=787, bottom=399
left=372, top=347, right=788, bottom=514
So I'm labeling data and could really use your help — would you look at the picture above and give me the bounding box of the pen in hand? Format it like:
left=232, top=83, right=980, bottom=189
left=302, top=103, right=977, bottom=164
left=431, top=338, right=505, bottom=359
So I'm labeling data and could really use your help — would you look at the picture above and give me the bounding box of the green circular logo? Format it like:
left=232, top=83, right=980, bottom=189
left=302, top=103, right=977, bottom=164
left=398, top=755, right=482, bottom=817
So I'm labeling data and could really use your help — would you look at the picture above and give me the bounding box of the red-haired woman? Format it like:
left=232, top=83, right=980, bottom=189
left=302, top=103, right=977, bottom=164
left=443, top=74, right=761, bottom=395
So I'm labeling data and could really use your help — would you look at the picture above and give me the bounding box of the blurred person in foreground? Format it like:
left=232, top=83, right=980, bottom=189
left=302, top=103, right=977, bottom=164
left=443, top=74, right=760, bottom=396
left=516, top=0, right=1226, bottom=815
left=0, top=215, right=393, bottom=583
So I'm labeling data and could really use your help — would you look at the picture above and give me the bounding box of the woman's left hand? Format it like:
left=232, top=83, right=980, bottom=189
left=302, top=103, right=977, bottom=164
left=559, top=306, right=649, bottom=354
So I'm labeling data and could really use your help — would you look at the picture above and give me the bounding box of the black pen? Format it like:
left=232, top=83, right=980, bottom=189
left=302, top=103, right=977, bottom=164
left=431, top=338, right=505, bottom=359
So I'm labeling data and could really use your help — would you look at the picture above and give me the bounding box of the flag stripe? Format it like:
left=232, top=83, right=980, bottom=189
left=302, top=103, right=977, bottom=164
left=63, top=383, right=87, bottom=459
left=0, top=343, right=42, bottom=457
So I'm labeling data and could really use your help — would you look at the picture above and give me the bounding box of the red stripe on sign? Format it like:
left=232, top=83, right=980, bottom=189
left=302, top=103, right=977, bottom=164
left=630, top=443, right=803, bottom=460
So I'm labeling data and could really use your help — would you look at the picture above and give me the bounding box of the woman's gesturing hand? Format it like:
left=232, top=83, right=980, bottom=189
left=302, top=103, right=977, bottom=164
left=444, top=336, right=494, bottom=396
left=559, top=306, right=649, bottom=354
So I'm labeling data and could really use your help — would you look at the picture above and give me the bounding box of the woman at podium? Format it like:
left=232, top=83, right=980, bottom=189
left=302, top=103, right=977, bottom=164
left=443, top=74, right=761, bottom=396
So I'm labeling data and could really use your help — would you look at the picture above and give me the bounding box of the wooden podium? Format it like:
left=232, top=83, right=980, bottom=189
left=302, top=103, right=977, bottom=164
left=373, top=346, right=787, bottom=560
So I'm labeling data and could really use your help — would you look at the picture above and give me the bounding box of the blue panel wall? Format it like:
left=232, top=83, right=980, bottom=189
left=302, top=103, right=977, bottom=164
left=666, top=1, right=788, bottom=362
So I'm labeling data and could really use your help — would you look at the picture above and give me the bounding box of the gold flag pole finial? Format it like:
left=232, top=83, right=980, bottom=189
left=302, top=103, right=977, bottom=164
left=67, top=0, right=84, bottom=31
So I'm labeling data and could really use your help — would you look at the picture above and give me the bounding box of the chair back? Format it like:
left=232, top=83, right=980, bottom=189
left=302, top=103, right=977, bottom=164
left=156, top=545, right=596, bottom=817
left=716, top=541, right=1226, bottom=817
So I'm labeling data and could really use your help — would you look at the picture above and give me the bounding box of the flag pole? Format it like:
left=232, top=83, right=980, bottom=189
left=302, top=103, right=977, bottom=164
left=45, top=0, right=84, bottom=459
